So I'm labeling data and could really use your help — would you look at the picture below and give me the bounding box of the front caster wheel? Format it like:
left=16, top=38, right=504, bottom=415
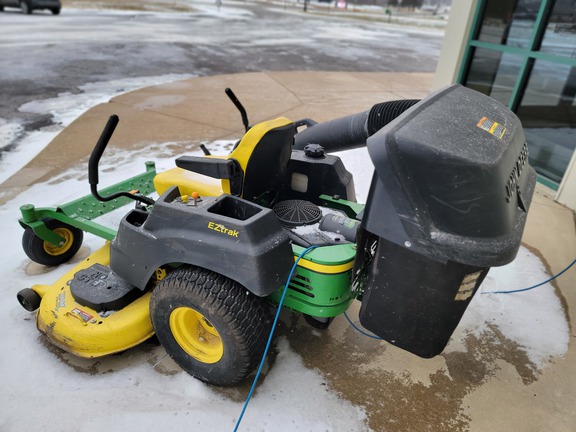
left=22, top=218, right=84, bottom=266
left=150, top=266, right=272, bottom=386
left=17, top=288, right=41, bottom=311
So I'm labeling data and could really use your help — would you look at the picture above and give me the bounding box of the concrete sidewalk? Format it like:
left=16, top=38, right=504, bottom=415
left=0, top=71, right=432, bottom=204
left=2, top=71, right=575, bottom=431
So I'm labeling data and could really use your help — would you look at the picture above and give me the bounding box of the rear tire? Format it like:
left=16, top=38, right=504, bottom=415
left=51, top=7, right=60, bottom=15
left=22, top=218, right=84, bottom=266
left=150, top=266, right=272, bottom=386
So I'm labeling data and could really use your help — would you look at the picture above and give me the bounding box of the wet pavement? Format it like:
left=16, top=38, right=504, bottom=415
left=0, top=2, right=442, bottom=135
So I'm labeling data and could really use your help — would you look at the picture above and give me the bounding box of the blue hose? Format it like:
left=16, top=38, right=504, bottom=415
left=233, top=245, right=317, bottom=432
left=344, top=259, right=576, bottom=341
left=343, top=311, right=381, bottom=340
left=482, top=258, right=576, bottom=295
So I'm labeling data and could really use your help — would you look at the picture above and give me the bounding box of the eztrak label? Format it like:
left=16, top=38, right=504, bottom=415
left=208, top=221, right=240, bottom=238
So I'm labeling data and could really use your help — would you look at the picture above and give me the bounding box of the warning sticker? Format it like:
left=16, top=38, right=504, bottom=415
left=71, top=307, right=93, bottom=323
left=455, top=271, right=483, bottom=301
left=477, top=116, right=506, bottom=139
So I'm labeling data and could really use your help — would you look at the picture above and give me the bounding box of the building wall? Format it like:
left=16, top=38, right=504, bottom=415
left=557, top=157, right=576, bottom=209
left=432, top=0, right=478, bottom=91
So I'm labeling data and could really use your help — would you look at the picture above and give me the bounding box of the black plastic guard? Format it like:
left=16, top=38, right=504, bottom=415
left=281, top=150, right=356, bottom=203
left=110, top=187, right=294, bottom=297
left=364, top=84, right=536, bottom=268
left=358, top=236, right=488, bottom=358
left=70, top=263, right=142, bottom=313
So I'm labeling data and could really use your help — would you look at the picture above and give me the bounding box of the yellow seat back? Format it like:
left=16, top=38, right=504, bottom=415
left=154, top=117, right=295, bottom=203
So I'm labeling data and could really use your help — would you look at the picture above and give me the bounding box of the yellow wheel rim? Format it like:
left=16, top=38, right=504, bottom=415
left=43, top=227, right=74, bottom=256
left=170, top=307, right=224, bottom=364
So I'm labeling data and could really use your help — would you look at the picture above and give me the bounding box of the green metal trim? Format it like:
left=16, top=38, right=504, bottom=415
left=460, top=0, right=575, bottom=186
left=20, top=208, right=117, bottom=242
left=267, top=266, right=354, bottom=318
left=468, top=40, right=528, bottom=55
left=537, top=174, right=559, bottom=191
left=291, top=243, right=356, bottom=267
left=463, top=0, right=576, bottom=109
left=509, top=57, right=533, bottom=111
left=19, top=162, right=156, bottom=245
left=526, top=50, right=576, bottom=66
left=319, top=194, right=364, bottom=219
left=528, top=0, right=555, bottom=52
left=467, top=40, right=576, bottom=67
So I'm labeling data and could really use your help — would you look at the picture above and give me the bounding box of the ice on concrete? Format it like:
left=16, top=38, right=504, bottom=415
left=0, top=74, right=194, bottom=185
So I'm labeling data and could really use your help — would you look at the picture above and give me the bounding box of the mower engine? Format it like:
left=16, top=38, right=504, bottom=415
left=273, top=199, right=359, bottom=247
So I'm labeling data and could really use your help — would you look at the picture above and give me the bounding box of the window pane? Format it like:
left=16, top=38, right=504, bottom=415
left=477, top=0, right=540, bottom=48
left=464, top=48, right=522, bottom=106
left=517, top=61, right=576, bottom=183
left=540, top=0, right=576, bottom=58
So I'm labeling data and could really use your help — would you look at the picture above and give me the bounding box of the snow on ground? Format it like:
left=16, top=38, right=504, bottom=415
left=0, top=80, right=570, bottom=431
left=0, top=74, right=194, bottom=185
left=461, top=248, right=570, bottom=367
left=187, top=0, right=256, bottom=19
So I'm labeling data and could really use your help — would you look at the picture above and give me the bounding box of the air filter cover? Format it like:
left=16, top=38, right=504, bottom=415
left=274, top=200, right=322, bottom=227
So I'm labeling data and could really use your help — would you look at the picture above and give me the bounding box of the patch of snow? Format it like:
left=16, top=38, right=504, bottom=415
left=314, top=25, right=401, bottom=42
left=460, top=247, right=569, bottom=368
left=184, top=0, right=255, bottom=19
left=0, top=119, right=22, bottom=150
left=0, top=129, right=63, bottom=186
left=334, top=147, right=374, bottom=203
left=0, top=74, right=194, bottom=185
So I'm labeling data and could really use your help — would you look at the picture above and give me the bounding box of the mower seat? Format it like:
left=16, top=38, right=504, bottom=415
left=154, top=117, right=295, bottom=205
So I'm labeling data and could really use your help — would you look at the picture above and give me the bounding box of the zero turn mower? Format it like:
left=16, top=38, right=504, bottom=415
left=17, top=85, right=535, bottom=386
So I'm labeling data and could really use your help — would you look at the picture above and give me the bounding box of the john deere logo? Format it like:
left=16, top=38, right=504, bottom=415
left=208, top=221, right=239, bottom=238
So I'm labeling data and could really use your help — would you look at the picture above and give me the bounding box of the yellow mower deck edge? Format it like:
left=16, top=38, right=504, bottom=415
left=35, top=243, right=154, bottom=358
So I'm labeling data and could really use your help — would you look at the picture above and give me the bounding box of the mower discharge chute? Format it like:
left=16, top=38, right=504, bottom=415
left=16, top=84, right=535, bottom=385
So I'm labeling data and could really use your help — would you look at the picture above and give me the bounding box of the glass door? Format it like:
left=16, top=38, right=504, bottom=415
left=459, top=0, right=576, bottom=189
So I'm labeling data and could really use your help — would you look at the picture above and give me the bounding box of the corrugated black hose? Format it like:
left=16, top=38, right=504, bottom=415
left=293, top=99, right=420, bottom=152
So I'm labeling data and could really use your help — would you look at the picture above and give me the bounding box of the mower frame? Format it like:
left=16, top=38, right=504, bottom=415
left=18, top=161, right=157, bottom=245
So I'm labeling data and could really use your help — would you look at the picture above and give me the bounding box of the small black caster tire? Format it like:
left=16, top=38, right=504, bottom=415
left=22, top=218, right=84, bottom=266
left=17, top=288, right=41, bottom=311
left=303, top=314, right=333, bottom=330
